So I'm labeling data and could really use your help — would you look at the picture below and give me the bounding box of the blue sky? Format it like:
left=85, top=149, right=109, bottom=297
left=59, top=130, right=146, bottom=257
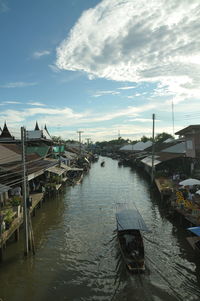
left=0, top=0, right=200, bottom=142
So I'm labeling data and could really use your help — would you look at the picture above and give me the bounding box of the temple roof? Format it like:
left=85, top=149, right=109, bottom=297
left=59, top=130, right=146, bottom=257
left=34, top=121, right=40, bottom=131
left=0, top=122, right=14, bottom=139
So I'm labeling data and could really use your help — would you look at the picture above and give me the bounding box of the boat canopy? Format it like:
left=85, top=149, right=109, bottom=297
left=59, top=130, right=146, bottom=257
left=187, top=226, right=200, bottom=237
left=116, top=208, right=149, bottom=231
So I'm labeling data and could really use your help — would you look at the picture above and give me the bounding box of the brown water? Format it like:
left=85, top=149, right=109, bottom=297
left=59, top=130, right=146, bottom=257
left=0, top=157, right=200, bottom=301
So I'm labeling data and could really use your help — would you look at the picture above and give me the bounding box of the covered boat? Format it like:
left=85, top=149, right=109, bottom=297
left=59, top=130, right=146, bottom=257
left=116, top=203, right=149, bottom=272
left=101, top=161, right=105, bottom=167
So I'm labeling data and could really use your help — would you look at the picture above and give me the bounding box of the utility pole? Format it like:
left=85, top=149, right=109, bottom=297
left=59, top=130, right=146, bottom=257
left=77, top=131, right=84, bottom=154
left=21, top=126, right=29, bottom=255
left=59, top=140, right=62, bottom=167
left=151, top=114, right=155, bottom=183
left=86, top=138, right=91, bottom=145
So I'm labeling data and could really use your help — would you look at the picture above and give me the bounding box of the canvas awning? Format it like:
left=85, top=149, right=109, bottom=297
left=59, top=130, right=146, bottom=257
left=141, top=156, right=161, bottom=167
left=46, top=166, right=66, bottom=176
left=0, top=184, right=11, bottom=194
left=28, top=169, right=44, bottom=181
left=60, top=163, right=83, bottom=171
left=116, top=204, right=149, bottom=231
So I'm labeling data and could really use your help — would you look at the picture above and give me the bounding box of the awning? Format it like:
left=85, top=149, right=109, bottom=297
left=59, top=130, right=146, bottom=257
left=60, top=163, right=83, bottom=171
left=116, top=204, right=149, bottom=231
left=28, top=169, right=44, bottom=181
left=141, top=156, right=161, bottom=167
left=46, top=166, right=66, bottom=176
left=0, top=184, right=11, bottom=194
left=187, top=226, right=200, bottom=237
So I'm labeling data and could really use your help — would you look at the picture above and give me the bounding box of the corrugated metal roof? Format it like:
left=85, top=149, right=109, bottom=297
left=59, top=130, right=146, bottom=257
left=27, top=130, right=43, bottom=139
left=120, top=141, right=152, bottom=151
left=0, top=144, right=21, bottom=164
left=161, top=142, right=186, bottom=153
left=27, top=146, right=50, bottom=157
left=141, top=152, right=185, bottom=167
left=175, top=125, right=200, bottom=135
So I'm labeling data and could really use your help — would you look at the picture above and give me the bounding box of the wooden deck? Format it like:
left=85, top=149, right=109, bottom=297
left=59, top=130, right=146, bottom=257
left=0, top=193, right=44, bottom=250
left=155, top=177, right=173, bottom=199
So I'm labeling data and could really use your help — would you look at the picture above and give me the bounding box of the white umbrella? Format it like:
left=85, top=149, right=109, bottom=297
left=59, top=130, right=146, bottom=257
left=179, top=178, right=200, bottom=186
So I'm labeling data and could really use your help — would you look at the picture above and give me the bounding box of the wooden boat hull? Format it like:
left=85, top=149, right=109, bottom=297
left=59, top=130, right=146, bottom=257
left=117, top=229, right=145, bottom=272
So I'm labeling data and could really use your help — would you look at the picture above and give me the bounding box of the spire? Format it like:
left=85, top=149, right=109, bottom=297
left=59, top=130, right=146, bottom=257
left=0, top=122, right=13, bottom=138
left=44, top=124, right=52, bottom=140
left=44, top=124, right=51, bottom=136
left=34, top=121, right=40, bottom=130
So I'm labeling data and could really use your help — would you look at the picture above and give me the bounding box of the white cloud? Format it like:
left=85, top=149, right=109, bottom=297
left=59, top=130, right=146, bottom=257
left=0, top=1, right=9, bottom=13
left=118, top=86, right=136, bottom=90
left=93, top=90, right=120, bottom=97
left=2, top=101, right=22, bottom=104
left=128, top=118, right=155, bottom=123
left=56, top=0, right=200, bottom=103
left=48, top=64, right=60, bottom=73
left=33, top=50, right=50, bottom=59
left=27, top=102, right=46, bottom=106
left=0, top=82, right=37, bottom=88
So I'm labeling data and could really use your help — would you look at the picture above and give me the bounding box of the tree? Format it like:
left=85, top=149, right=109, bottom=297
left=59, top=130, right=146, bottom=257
left=155, top=132, right=174, bottom=143
left=140, top=135, right=149, bottom=142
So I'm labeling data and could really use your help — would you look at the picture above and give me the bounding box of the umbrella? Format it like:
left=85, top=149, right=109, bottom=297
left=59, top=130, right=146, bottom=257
left=179, top=178, right=200, bottom=186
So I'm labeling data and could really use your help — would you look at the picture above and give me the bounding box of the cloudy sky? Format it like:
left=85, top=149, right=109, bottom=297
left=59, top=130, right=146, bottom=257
left=0, top=0, right=200, bottom=142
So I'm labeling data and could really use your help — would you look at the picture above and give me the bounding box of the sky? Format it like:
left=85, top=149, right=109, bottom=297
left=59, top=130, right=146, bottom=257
left=0, top=0, right=200, bottom=142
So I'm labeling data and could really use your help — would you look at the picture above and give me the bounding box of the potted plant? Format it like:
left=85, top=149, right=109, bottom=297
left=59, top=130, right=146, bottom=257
left=11, top=197, right=21, bottom=216
left=4, top=209, right=13, bottom=230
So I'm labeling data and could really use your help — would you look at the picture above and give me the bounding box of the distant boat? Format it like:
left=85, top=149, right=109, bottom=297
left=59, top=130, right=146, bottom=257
left=118, top=160, right=123, bottom=166
left=116, top=203, right=149, bottom=272
left=101, top=161, right=105, bottom=167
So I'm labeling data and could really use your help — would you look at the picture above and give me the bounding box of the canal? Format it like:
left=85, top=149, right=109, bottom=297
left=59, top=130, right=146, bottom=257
left=0, top=157, right=200, bottom=301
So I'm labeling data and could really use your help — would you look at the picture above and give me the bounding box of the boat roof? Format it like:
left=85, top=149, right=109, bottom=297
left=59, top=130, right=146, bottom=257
left=116, top=204, right=149, bottom=231
left=187, top=226, right=200, bottom=237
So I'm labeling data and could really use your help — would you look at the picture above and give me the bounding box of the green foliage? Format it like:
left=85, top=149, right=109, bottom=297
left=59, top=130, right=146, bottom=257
left=95, top=137, right=131, bottom=148
left=4, top=209, right=13, bottom=224
left=11, top=196, right=21, bottom=207
left=140, top=135, right=149, bottom=142
left=155, top=132, right=174, bottom=143
left=52, top=136, right=62, bottom=142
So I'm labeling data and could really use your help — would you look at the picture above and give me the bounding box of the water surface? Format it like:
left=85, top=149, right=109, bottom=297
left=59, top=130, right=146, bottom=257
left=0, top=157, right=200, bottom=301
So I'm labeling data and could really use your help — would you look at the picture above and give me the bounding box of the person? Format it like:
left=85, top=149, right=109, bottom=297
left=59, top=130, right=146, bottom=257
left=188, top=190, right=194, bottom=201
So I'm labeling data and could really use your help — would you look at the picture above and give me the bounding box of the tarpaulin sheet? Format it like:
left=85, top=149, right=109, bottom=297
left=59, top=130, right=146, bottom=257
left=188, top=226, right=200, bottom=237
left=116, top=205, right=149, bottom=231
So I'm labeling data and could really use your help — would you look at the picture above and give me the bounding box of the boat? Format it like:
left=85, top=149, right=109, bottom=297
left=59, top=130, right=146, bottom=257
left=116, top=203, right=149, bottom=272
left=101, top=161, right=105, bottom=167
